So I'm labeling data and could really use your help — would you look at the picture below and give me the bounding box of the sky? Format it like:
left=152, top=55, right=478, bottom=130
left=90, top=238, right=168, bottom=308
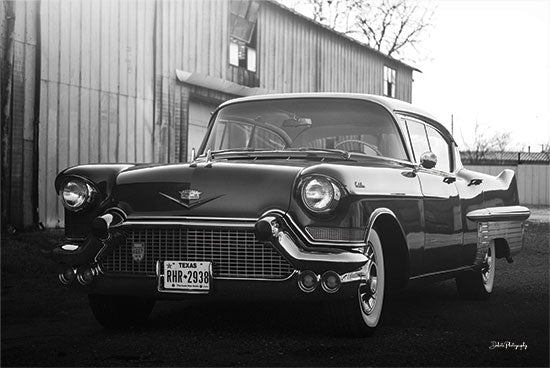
left=412, top=0, right=550, bottom=152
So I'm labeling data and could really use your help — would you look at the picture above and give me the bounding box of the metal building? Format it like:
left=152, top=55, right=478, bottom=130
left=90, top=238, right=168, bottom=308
left=1, top=0, right=417, bottom=229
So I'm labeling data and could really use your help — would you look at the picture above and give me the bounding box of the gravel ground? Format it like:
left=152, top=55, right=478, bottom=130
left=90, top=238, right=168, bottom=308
left=1, top=218, right=548, bottom=367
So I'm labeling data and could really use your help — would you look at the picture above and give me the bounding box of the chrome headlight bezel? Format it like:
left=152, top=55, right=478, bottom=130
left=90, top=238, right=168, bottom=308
left=60, top=177, right=97, bottom=212
left=299, top=175, right=344, bottom=214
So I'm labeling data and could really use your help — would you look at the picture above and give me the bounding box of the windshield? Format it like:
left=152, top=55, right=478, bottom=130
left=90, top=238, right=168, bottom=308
left=201, top=98, right=408, bottom=160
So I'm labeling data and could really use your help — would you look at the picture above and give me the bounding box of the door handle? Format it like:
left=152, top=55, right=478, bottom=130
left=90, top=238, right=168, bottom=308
left=468, top=178, right=483, bottom=186
left=443, top=176, right=456, bottom=184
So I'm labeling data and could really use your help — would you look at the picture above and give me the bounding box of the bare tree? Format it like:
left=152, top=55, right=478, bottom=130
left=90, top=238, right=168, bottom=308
left=277, top=0, right=435, bottom=62
left=461, top=122, right=512, bottom=164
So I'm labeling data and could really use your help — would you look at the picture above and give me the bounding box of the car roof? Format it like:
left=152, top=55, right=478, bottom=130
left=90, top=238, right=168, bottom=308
left=218, top=93, right=454, bottom=142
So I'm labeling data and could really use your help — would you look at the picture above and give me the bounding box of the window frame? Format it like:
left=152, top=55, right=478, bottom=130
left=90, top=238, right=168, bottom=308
left=229, top=0, right=258, bottom=72
left=383, top=65, right=397, bottom=98
left=398, top=114, right=456, bottom=173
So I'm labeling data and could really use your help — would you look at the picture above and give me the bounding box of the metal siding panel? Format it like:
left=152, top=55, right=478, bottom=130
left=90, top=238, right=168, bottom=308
left=109, top=0, right=119, bottom=94
left=68, top=85, right=79, bottom=167
left=135, top=0, right=144, bottom=99
left=136, top=100, right=145, bottom=162
left=100, top=0, right=110, bottom=91
left=47, top=0, right=59, bottom=82
left=38, top=81, right=48, bottom=225
left=127, top=96, right=136, bottom=161
left=46, top=82, right=59, bottom=227
left=108, top=93, right=118, bottom=162
left=58, top=2, right=70, bottom=84
left=57, top=84, right=69, bottom=175
left=79, top=88, right=90, bottom=163
left=69, top=0, right=80, bottom=86
left=119, top=0, right=128, bottom=96
left=175, top=0, right=183, bottom=75
left=118, top=95, right=127, bottom=162
left=89, top=89, right=100, bottom=162
left=23, top=45, right=36, bottom=141
left=80, top=0, right=91, bottom=89
left=99, top=91, right=109, bottom=161
left=89, top=0, right=101, bottom=90
left=221, top=1, right=228, bottom=80
left=143, top=99, right=154, bottom=162
left=127, top=0, right=137, bottom=97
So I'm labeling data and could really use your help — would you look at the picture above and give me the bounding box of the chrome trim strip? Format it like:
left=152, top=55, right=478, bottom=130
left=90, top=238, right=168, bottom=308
left=276, top=232, right=368, bottom=265
left=113, top=221, right=255, bottom=229
left=466, top=205, right=531, bottom=222
left=340, top=269, right=365, bottom=284
left=215, top=270, right=298, bottom=282
left=119, top=216, right=258, bottom=222
left=262, top=209, right=367, bottom=247
left=409, top=266, right=473, bottom=280
left=97, top=270, right=299, bottom=282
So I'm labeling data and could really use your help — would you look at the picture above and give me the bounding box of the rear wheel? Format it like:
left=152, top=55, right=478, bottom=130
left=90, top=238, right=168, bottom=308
left=456, top=242, right=496, bottom=300
left=330, top=229, right=385, bottom=337
left=88, top=294, right=155, bottom=328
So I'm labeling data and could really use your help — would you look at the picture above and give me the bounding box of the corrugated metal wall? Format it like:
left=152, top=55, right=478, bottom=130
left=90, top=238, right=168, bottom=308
left=152, top=0, right=413, bottom=161
left=35, top=0, right=415, bottom=228
left=39, top=0, right=156, bottom=227
left=153, top=0, right=231, bottom=163
left=1, top=0, right=39, bottom=229
left=258, top=2, right=412, bottom=101
left=466, top=164, right=550, bottom=206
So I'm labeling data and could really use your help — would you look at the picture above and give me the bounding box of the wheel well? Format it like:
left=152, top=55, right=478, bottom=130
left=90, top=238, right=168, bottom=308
left=372, top=214, right=409, bottom=293
left=494, top=238, right=510, bottom=259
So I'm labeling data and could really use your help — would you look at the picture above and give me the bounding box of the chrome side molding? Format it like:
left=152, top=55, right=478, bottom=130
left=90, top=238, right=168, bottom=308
left=466, top=205, right=530, bottom=222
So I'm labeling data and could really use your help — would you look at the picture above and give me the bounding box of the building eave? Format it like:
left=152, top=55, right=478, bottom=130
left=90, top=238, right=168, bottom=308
left=267, top=0, right=421, bottom=73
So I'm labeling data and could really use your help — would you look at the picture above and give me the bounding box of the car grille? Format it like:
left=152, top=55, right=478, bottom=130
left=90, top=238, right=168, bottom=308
left=99, top=226, right=294, bottom=280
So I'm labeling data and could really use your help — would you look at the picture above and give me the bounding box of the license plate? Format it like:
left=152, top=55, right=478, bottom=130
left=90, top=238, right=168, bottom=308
left=162, top=261, right=211, bottom=292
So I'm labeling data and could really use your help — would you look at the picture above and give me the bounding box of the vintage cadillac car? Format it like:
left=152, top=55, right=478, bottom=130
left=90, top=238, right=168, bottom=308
left=51, top=93, right=530, bottom=336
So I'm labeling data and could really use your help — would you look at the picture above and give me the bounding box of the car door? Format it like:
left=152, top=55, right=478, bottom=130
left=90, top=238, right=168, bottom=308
left=402, top=117, right=463, bottom=274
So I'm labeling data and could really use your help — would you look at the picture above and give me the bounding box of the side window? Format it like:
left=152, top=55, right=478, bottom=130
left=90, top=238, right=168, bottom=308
left=425, top=126, right=451, bottom=172
left=405, top=119, right=430, bottom=162
left=249, top=126, right=286, bottom=150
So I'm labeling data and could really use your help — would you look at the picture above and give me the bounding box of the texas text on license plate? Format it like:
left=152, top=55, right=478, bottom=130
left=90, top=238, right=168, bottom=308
left=162, top=261, right=211, bottom=292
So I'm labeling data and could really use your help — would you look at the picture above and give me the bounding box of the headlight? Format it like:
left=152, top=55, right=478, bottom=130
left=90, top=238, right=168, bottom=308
left=61, top=179, right=95, bottom=211
left=301, top=176, right=342, bottom=213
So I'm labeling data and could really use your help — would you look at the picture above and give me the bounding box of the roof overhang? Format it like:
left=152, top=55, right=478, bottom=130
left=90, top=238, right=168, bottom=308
left=175, top=70, right=275, bottom=97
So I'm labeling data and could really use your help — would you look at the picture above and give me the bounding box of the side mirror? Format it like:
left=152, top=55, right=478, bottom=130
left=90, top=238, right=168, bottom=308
left=420, top=151, right=437, bottom=169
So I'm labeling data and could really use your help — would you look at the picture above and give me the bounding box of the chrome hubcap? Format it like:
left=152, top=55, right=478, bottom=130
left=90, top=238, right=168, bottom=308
left=360, top=243, right=378, bottom=315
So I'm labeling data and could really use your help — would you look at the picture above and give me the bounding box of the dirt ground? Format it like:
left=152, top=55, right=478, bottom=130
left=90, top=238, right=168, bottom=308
left=1, top=217, right=548, bottom=367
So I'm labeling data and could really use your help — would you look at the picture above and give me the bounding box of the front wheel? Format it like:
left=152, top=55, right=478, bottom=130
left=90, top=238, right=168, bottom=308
left=329, top=228, right=385, bottom=337
left=456, top=241, right=496, bottom=300
left=88, top=294, right=155, bottom=328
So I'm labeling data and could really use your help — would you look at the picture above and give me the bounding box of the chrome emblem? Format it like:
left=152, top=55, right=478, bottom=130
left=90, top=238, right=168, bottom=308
left=179, top=189, right=201, bottom=201
left=132, top=243, right=144, bottom=262
left=159, top=188, right=224, bottom=209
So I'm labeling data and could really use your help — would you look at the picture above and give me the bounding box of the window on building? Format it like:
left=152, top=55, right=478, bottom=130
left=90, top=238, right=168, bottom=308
left=229, top=0, right=259, bottom=72
left=383, top=66, right=396, bottom=98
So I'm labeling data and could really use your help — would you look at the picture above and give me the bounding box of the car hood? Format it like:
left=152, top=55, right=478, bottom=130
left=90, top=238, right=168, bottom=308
left=114, top=160, right=308, bottom=219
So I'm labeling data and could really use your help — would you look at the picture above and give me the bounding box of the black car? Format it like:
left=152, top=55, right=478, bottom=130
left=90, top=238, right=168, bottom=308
left=51, top=93, right=530, bottom=336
